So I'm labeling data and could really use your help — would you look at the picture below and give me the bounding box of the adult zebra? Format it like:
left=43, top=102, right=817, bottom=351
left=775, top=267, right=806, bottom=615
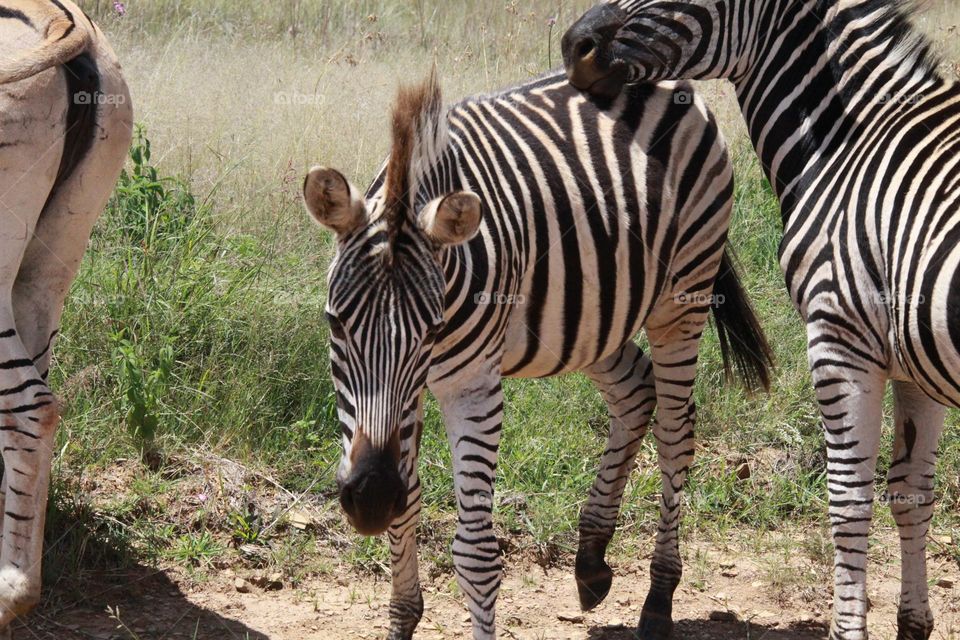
left=0, top=1, right=132, bottom=634
left=563, top=1, right=960, bottom=639
left=304, top=70, right=772, bottom=639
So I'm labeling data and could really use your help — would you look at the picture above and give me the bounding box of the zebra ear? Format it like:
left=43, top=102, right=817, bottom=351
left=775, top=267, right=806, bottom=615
left=418, top=191, right=482, bottom=246
left=303, top=167, right=367, bottom=236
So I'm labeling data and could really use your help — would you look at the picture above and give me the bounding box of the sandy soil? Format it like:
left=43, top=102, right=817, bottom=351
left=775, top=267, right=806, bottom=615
left=17, top=538, right=959, bottom=640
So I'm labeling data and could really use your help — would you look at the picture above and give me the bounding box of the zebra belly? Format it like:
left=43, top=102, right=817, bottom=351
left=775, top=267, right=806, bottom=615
left=499, top=270, right=653, bottom=379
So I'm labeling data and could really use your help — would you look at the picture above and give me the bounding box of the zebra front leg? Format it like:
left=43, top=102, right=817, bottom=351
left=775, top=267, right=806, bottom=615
left=433, top=371, right=504, bottom=640
left=811, top=356, right=884, bottom=640
left=887, top=381, right=945, bottom=640
left=384, top=397, right=428, bottom=640
left=634, top=331, right=701, bottom=640
left=577, top=342, right=656, bottom=611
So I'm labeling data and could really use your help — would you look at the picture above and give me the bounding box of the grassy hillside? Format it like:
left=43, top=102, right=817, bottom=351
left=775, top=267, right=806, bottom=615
left=45, top=0, right=960, bottom=586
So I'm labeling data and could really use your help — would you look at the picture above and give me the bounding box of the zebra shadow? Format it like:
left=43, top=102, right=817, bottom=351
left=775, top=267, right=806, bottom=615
left=587, top=618, right=830, bottom=639
left=9, top=474, right=270, bottom=640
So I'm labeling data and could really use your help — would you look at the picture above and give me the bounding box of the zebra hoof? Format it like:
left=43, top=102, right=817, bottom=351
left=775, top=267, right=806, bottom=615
left=637, top=611, right=674, bottom=640
left=638, top=593, right=675, bottom=640
left=385, top=628, right=414, bottom=640
left=896, top=608, right=934, bottom=640
left=575, top=547, right=613, bottom=611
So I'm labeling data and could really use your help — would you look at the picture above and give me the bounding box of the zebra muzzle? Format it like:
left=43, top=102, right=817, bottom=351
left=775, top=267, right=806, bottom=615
left=339, top=434, right=407, bottom=536
left=562, top=3, right=629, bottom=97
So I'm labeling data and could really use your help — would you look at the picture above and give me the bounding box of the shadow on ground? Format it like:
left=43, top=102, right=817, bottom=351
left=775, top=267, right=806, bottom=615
left=587, top=619, right=830, bottom=640
left=9, top=474, right=267, bottom=640
left=16, top=566, right=268, bottom=640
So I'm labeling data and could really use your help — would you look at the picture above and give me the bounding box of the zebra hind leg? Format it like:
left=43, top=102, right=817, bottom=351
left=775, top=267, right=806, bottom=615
left=888, top=381, right=945, bottom=640
left=635, top=316, right=709, bottom=640
left=577, top=342, right=656, bottom=611
left=0, top=324, right=59, bottom=630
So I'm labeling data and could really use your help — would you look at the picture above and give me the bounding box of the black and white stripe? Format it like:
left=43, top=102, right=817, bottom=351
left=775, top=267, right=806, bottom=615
left=307, top=71, right=772, bottom=639
left=564, top=1, right=960, bottom=638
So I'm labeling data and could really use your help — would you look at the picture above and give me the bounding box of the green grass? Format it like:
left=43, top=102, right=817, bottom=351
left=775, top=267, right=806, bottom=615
left=42, top=0, right=960, bottom=587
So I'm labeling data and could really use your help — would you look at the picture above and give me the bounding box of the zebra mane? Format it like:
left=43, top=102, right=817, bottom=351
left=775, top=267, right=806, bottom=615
left=385, top=69, right=448, bottom=263
left=826, top=0, right=941, bottom=77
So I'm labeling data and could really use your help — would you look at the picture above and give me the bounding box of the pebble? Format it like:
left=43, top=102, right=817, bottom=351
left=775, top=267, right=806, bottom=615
left=936, top=578, right=955, bottom=589
left=557, top=613, right=584, bottom=624
left=234, top=578, right=252, bottom=594
left=708, top=610, right=738, bottom=622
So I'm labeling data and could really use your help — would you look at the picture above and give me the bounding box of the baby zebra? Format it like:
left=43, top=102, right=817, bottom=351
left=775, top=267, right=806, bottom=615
left=303, top=71, right=772, bottom=640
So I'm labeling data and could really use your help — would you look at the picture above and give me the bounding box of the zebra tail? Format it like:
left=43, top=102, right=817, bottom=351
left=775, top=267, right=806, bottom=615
left=0, top=11, right=91, bottom=85
left=710, top=249, right=775, bottom=392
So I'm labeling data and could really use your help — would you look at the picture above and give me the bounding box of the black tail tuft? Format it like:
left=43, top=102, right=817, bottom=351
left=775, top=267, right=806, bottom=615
left=711, top=250, right=774, bottom=392
left=55, top=53, right=100, bottom=193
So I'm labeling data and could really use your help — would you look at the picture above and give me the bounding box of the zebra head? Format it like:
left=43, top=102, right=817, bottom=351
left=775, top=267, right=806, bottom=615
left=563, top=0, right=748, bottom=97
left=303, top=74, right=483, bottom=536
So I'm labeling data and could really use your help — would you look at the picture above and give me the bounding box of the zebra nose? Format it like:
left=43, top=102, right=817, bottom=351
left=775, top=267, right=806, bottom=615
left=562, top=3, right=628, bottom=92
left=339, top=451, right=406, bottom=536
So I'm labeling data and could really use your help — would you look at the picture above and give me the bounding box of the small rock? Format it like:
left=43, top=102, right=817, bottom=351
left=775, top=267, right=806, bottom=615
left=558, top=613, right=584, bottom=624
left=936, top=578, right=954, bottom=589
left=265, top=572, right=284, bottom=590
left=234, top=578, right=251, bottom=594
left=933, top=535, right=953, bottom=545
left=709, top=610, right=738, bottom=622
left=721, top=569, right=739, bottom=578
left=289, top=509, right=314, bottom=530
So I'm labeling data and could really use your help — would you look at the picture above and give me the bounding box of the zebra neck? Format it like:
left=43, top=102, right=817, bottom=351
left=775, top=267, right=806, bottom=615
left=732, top=0, right=945, bottom=224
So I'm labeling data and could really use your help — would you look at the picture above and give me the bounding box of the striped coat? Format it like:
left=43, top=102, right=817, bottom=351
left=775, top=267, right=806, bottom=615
left=304, top=71, right=770, bottom=640
left=564, top=1, right=960, bottom=639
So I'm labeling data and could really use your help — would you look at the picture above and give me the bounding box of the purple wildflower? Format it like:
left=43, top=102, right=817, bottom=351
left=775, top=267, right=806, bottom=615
left=113, top=1, right=126, bottom=17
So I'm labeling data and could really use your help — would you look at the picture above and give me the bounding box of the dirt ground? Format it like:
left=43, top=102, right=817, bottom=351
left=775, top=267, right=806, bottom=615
left=17, top=538, right=960, bottom=640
